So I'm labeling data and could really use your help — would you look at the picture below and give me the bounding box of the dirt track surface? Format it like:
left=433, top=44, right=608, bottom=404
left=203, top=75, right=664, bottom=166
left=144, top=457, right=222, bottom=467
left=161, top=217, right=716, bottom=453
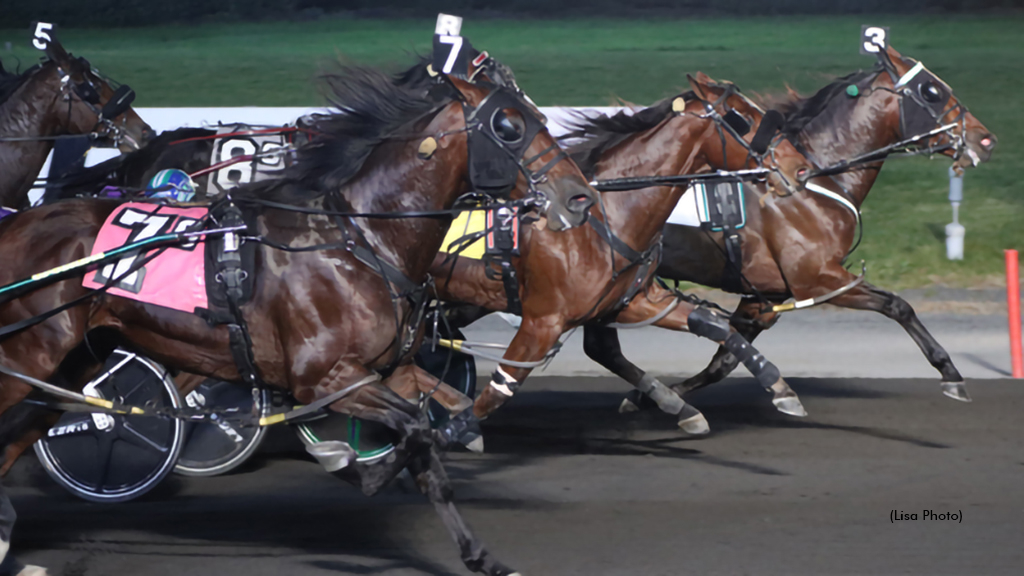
left=6, top=376, right=1024, bottom=576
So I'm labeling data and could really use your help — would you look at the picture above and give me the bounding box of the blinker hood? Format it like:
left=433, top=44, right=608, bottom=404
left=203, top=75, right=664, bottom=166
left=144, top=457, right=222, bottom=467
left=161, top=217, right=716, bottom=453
left=464, top=88, right=545, bottom=193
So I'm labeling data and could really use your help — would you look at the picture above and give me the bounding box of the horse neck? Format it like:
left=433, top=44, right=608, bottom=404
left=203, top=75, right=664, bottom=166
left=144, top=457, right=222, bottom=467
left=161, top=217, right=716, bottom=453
left=796, top=82, right=900, bottom=207
left=0, top=68, right=67, bottom=208
left=594, top=118, right=712, bottom=249
left=337, top=137, right=469, bottom=282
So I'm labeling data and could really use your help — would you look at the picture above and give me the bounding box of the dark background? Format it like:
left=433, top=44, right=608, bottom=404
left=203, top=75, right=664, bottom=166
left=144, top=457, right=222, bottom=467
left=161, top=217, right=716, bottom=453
left=1, top=0, right=1021, bottom=28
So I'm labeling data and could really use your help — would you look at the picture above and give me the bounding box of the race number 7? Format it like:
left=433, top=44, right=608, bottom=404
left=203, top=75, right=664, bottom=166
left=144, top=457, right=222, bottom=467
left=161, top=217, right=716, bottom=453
left=32, top=22, right=54, bottom=51
left=438, top=35, right=464, bottom=74
left=94, top=209, right=173, bottom=293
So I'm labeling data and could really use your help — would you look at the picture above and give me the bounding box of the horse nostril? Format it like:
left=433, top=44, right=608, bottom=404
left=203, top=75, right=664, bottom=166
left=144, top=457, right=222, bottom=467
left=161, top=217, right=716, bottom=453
left=569, top=194, right=593, bottom=212
left=980, top=135, right=995, bottom=150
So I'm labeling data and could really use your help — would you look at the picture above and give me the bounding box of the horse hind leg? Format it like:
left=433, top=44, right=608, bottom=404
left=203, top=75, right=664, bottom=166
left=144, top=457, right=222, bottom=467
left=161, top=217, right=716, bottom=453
left=680, top=304, right=806, bottom=417
left=582, top=325, right=709, bottom=435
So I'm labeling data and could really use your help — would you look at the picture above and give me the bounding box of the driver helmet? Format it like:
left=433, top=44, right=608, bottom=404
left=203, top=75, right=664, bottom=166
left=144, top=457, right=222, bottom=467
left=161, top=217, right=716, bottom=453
left=146, top=169, right=196, bottom=202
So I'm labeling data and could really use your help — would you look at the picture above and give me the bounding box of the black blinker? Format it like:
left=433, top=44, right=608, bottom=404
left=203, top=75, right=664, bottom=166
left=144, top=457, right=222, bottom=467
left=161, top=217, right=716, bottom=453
left=723, top=109, right=751, bottom=136
left=491, top=109, right=522, bottom=143
left=100, top=84, right=135, bottom=119
left=750, top=109, right=785, bottom=155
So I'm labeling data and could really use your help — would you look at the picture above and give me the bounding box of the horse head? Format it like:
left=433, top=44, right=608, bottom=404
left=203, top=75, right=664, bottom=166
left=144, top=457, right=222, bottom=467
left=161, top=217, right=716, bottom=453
left=443, top=69, right=596, bottom=231
left=880, top=45, right=996, bottom=174
left=686, top=72, right=812, bottom=197
left=39, top=36, right=153, bottom=152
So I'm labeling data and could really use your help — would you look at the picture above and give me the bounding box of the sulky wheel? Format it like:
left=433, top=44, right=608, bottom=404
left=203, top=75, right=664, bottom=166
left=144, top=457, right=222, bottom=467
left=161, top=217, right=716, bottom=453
left=415, top=327, right=477, bottom=427
left=174, top=380, right=270, bottom=477
left=34, top=348, right=184, bottom=503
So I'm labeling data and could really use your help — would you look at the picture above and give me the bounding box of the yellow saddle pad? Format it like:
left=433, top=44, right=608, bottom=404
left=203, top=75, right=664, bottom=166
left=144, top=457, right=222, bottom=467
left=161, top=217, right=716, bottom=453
left=440, top=210, right=487, bottom=260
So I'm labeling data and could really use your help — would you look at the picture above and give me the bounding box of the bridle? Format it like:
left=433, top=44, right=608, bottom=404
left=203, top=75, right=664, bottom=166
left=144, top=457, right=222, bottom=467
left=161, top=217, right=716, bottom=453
left=56, top=58, right=142, bottom=150
left=797, top=56, right=971, bottom=182
left=0, top=58, right=141, bottom=150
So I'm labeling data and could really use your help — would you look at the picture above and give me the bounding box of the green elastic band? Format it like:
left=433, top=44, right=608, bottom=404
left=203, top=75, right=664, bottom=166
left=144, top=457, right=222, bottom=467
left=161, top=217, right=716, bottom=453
left=846, top=85, right=860, bottom=97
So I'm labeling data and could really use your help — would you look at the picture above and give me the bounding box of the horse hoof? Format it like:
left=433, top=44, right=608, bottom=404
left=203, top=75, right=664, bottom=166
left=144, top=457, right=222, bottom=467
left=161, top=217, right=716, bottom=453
left=678, top=413, right=710, bottom=435
left=466, top=436, right=485, bottom=454
left=941, top=381, right=972, bottom=403
left=619, top=397, right=639, bottom=413
left=772, top=395, right=808, bottom=417
left=18, top=566, right=49, bottom=576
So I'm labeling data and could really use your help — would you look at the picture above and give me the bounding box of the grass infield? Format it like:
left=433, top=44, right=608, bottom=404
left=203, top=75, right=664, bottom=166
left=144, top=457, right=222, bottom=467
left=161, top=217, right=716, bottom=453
left=1, top=16, right=1021, bottom=289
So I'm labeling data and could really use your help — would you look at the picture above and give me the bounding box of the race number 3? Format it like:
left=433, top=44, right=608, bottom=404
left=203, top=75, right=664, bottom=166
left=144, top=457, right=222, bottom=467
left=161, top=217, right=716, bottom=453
left=32, top=22, right=54, bottom=51
left=860, top=25, right=889, bottom=55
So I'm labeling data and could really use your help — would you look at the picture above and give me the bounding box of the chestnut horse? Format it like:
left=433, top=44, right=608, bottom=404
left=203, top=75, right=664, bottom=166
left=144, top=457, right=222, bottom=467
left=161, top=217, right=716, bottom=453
left=430, top=72, right=814, bottom=447
left=0, top=63, right=595, bottom=576
left=0, top=37, right=152, bottom=210
left=649, top=45, right=995, bottom=411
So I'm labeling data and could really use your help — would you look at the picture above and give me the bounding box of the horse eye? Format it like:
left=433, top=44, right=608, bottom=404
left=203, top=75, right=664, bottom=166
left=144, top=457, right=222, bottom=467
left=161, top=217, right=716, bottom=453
left=491, top=109, right=523, bottom=143
left=920, top=82, right=943, bottom=104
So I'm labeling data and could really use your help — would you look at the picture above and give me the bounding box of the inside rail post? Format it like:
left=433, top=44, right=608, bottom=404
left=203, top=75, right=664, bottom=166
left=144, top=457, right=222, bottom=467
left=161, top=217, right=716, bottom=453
left=1006, top=249, right=1023, bottom=378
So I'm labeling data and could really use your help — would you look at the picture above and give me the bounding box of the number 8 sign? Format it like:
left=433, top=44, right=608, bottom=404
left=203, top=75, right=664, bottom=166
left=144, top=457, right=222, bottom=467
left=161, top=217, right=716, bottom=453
left=860, top=25, right=890, bottom=55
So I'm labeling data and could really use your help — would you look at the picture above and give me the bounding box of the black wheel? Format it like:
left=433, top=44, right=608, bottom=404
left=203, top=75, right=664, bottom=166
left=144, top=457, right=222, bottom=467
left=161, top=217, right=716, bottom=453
left=174, top=380, right=269, bottom=477
left=415, top=327, right=477, bottom=427
left=34, top=349, right=184, bottom=503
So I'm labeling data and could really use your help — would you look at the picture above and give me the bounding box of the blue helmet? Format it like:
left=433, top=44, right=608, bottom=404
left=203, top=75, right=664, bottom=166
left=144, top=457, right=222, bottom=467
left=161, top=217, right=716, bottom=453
left=146, top=169, right=196, bottom=202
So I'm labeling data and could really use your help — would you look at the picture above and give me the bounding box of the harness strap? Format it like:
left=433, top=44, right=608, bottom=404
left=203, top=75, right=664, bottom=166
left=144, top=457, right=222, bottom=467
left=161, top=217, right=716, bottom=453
left=588, top=216, right=642, bottom=262
left=804, top=182, right=861, bottom=224
left=258, top=373, right=381, bottom=426
left=605, top=296, right=680, bottom=329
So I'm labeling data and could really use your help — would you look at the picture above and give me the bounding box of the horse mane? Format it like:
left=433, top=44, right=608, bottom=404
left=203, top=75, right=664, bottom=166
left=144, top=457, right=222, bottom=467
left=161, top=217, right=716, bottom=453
left=235, top=63, right=446, bottom=203
left=0, top=60, right=40, bottom=108
left=562, top=93, right=692, bottom=178
left=772, top=69, right=879, bottom=139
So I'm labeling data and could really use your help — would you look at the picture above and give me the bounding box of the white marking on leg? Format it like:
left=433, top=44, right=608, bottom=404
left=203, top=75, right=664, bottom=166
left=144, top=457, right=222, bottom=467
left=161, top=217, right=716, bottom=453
left=488, top=366, right=516, bottom=397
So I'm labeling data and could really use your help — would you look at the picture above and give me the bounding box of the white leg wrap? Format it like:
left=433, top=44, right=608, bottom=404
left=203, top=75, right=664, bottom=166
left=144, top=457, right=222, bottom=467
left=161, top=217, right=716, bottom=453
left=488, top=366, right=517, bottom=397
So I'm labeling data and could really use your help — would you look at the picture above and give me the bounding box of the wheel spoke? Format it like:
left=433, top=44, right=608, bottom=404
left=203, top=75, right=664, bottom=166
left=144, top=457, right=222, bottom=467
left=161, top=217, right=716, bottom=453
left=118, top=422, right=169, bottom=454
left=93, top=433, right=114, bottom=490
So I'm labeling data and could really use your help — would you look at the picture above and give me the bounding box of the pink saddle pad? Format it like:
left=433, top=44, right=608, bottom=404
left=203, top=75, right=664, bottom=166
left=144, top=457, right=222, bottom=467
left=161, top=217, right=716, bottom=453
left=82, top=203, right=209, bottom=314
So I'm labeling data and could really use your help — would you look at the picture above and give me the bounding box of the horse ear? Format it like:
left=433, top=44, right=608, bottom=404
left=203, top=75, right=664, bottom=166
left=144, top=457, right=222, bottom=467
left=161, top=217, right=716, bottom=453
left=686, top=74, right=709, bottom=101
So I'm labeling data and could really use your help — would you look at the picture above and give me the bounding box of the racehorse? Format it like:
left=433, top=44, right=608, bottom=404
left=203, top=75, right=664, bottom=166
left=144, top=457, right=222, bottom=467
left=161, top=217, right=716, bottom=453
left=0, top=37, right=152, bottom=210
left=429, top=72, right=814, bottom=446
left=0, top=61, right=595, bottom=576
left=646, top=45, right=995, bottom=410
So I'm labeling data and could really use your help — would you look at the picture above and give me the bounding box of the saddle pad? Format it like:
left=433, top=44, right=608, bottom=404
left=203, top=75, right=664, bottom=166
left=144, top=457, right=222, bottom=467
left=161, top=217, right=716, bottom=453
left=83, top=203, right=208, bottom=314
left=440, top=210, right=487, bottom=260
left=666, top=181, right=746, bottom=231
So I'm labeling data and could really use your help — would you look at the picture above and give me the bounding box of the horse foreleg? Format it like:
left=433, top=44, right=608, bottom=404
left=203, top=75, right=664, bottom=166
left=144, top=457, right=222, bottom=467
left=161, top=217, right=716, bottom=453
left=827, top=280, right=969, bottom=401
left=407, top=445, right=518, bottom=576
left=449, top=316, right=564, bottom=453
left=342, top=379, right=516, bottom=575
left=582, top=324, right=709, bottom=434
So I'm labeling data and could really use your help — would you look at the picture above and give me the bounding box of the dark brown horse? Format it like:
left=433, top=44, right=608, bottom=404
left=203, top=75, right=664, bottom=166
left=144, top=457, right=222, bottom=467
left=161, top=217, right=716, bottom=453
left=0, top=62, right=595, bottom=575
left=648, top=45, right=995, bottom=412
left=429, top=72, right=814, bottom=446
left=0, top=37, right=153, bottom=210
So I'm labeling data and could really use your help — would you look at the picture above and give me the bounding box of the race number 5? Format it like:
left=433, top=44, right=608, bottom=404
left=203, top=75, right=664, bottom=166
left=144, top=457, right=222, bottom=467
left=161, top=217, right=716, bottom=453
left=32, top=22, right=54, bottom=51
left=860, top=25, right=889, bottom=55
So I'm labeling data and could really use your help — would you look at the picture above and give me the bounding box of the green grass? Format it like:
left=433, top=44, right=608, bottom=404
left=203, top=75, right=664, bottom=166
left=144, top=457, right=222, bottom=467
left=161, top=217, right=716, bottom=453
left=2, top=16, right=1022, bottom=289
